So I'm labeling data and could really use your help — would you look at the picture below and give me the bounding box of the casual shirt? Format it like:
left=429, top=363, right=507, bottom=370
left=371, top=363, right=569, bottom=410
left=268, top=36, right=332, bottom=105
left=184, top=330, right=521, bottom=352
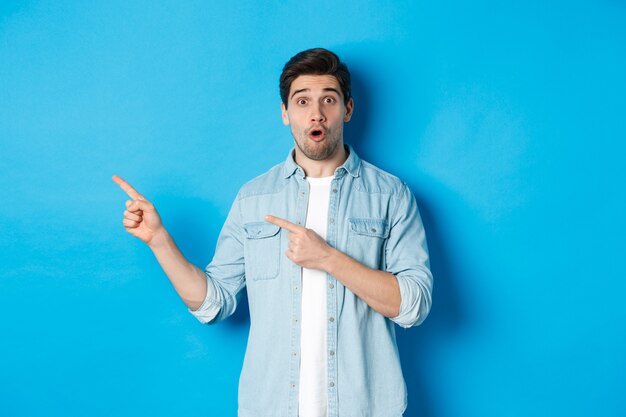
left=189, top=145, right=433, bottom=417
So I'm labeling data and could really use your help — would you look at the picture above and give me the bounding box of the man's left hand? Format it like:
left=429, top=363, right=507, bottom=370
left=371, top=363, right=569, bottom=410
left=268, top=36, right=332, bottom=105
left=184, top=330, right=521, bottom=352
left=265, top=215, right=334, bottom=270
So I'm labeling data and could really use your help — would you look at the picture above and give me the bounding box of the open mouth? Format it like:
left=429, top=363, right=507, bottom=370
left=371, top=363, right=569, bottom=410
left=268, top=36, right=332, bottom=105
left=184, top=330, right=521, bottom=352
left=309, top=129, right=325, bottom=141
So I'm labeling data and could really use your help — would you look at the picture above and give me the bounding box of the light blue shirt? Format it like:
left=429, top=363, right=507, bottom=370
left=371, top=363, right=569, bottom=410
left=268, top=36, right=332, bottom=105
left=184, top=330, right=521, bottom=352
left=190, top=145, right=433, bottom=417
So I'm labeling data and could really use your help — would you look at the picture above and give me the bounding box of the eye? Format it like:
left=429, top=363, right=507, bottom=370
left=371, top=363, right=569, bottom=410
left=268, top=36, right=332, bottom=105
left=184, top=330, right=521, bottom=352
left=323, top=97, right=336, bottom=104
left=297, top=98, right=307, bottom=105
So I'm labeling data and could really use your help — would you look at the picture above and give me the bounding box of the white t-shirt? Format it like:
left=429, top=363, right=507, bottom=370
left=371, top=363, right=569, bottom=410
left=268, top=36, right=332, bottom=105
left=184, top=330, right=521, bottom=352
left=298, top=175, right=333, bottom=417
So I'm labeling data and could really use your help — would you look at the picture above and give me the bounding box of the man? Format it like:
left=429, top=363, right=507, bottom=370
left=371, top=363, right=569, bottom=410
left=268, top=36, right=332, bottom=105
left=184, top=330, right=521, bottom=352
left=113, top=48, right=432, bottom=417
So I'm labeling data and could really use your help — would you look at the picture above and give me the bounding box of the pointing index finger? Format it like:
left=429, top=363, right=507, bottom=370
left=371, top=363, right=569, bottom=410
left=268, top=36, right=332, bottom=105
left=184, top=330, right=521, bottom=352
left=112, top=175, right=145, bottom=200
left=265, top=215, right=303, bottom=233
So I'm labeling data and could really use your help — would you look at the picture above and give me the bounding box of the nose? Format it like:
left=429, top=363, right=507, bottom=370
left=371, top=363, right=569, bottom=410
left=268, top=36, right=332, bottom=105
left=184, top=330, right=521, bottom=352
left=310, top=103, right=325, bottom=123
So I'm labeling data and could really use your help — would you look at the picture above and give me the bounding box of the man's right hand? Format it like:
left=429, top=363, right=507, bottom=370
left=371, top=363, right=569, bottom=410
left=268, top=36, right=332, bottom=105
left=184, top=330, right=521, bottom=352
left=112, top=175, right=165, bottom=246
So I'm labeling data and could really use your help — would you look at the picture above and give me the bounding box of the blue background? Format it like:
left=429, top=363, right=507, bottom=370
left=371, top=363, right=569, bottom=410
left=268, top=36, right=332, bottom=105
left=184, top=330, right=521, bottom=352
left=1, top=1, right=625, bottom=416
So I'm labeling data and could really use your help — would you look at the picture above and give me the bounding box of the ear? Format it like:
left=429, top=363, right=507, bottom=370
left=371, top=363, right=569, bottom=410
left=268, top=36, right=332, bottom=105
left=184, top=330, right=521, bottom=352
left=344, top=98, right=354, bottom=122
left=281, top=102, right=290, bottom=126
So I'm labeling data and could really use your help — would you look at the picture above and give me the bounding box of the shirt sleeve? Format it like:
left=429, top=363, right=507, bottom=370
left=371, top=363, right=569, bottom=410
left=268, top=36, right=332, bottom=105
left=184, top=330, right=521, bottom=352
left=386, top=183, right=433, bottom=329
left=188, top=192, right=247, bottom=324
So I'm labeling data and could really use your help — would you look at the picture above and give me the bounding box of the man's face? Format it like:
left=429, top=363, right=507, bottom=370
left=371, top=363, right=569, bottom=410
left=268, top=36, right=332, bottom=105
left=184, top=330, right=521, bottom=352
left=281, top=74, right=353, bottom=162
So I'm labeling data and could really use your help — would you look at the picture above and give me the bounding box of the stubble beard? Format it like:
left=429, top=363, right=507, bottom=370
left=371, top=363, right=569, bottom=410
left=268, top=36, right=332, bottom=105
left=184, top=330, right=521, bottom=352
left=294, top=127, right=342, bottom=161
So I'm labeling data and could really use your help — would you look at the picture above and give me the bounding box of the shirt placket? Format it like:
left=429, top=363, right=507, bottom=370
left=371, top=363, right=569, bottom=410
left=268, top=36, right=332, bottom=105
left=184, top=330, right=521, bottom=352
left=288, top=170, right=309, bottom=417
left=325, top=171, right=342, bottom=417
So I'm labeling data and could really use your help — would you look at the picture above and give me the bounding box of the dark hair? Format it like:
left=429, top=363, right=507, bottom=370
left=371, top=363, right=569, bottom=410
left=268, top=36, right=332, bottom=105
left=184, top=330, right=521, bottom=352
left=279, top=48, right=352, bottom=108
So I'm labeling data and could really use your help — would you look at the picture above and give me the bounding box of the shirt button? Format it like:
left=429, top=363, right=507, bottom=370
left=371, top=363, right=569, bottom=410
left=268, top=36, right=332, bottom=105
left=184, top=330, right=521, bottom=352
left=294, top=286, right=298, bottom=291
left=329, top=382, right=335, bottom=387
left=292, top=383, right=296, bottom=389
left=328, top=283, right=334, bottom=289
left=329, top=350, right=335, bottom=356
left=329, top=218, right=334, bottom=224
left=332, top=189, right=337, bottom=193
left=329, top=317, right=335, bottom=322
left=371, top=228, right=377, bottom=233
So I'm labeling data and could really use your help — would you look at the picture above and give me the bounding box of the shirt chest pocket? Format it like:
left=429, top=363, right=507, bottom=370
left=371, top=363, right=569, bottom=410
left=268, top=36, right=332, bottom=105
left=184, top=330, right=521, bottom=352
left=347, top=218, right=389, bottom=270
left=243, top=222, right=281, bottom=280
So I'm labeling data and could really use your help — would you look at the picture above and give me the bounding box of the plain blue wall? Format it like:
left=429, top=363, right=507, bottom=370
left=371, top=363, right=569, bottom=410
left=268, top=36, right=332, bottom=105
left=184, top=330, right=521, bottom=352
left=1, top=1, right=625, bottom=416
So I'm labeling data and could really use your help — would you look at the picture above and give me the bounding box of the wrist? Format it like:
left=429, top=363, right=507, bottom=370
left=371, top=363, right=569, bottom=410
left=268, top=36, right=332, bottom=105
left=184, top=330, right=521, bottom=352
left=324, top=247, right=345, bottom=275
left=148, top=227, right=170, bottom=250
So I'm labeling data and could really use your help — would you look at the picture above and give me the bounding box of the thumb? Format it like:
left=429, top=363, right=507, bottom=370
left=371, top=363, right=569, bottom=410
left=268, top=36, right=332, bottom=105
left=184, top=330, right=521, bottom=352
left=127, top=199, right=154, bottom=212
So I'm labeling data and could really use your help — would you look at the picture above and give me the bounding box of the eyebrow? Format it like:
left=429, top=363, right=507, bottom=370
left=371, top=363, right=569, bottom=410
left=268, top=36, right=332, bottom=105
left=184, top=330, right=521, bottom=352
left=290, top=88, right=342, bottom=100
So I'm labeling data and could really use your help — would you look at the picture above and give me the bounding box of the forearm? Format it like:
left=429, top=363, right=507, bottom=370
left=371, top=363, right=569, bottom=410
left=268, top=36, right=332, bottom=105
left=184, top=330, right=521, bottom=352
left=325, top=248, right=401, bottom=318
left=148, top=229, right=207, bottom=310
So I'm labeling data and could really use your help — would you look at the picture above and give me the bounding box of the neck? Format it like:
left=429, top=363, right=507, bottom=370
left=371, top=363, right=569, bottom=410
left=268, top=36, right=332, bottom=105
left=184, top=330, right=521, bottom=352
left=295, top=143, right=348, bottom=178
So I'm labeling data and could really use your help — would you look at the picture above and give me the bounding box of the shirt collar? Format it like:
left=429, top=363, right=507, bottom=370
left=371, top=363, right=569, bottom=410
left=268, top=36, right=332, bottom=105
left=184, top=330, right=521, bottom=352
left=282, top=144, right=362, bottom=179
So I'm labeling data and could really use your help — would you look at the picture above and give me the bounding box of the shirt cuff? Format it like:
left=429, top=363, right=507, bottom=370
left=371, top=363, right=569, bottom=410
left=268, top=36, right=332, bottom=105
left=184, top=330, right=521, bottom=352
left=390, top=274, right=426, bottom=329
left=188, top=278, right=221, bottom=324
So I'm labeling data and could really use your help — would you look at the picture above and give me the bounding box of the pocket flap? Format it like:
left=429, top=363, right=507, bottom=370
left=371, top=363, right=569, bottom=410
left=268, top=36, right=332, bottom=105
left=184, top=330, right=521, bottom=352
left=348, top=218, right=389, bottom=238
left=244, top=222, right=281, bottom=239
